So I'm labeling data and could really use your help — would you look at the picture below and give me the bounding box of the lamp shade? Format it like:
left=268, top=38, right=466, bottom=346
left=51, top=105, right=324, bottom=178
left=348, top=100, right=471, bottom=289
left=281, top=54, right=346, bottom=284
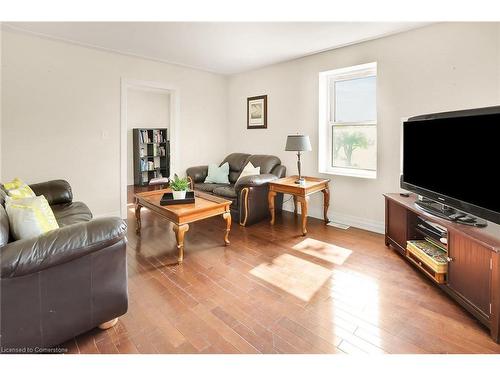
left=285, top=135, right=312, bottom=151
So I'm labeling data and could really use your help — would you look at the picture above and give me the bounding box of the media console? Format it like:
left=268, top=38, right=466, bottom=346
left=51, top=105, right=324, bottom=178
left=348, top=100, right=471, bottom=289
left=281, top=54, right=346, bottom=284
left=384, top=192, right=500, bottom=343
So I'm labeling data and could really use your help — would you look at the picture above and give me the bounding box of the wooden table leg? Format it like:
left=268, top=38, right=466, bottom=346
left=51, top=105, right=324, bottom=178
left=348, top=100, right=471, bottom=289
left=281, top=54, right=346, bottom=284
left=223, top=212, right=231, bottom=245
left=293, top=195, right=298, bottom=215
left=297, top=196, right=308, bottom=236
left=268, top=190, right=277, bottom=225
left=135, top=203, right=142, bottom=235
left=173, top=223, right=189, bottom=264
left=322, top=187, right=330, bottom=224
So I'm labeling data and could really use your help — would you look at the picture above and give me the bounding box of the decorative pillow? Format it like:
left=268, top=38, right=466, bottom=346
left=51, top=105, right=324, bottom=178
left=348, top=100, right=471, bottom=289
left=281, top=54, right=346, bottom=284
left=0, top=205, right=9, bottom=247
left=237, top=162, right=261, bottom=183
left=3, top=178, right=36, bottom=199
left=204, top=162, right=230, bottom=184
left=5, top=195, right=59, bottom=241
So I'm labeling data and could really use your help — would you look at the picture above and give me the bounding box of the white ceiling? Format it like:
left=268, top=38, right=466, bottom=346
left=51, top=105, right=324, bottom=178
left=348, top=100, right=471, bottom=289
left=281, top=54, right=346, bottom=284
left=3, top=22, right=428, bottom=75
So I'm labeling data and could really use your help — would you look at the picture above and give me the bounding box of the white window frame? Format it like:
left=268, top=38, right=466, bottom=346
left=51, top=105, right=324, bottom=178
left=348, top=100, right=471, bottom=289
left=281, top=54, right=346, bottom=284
left=318, top=62, right=377, bottom=179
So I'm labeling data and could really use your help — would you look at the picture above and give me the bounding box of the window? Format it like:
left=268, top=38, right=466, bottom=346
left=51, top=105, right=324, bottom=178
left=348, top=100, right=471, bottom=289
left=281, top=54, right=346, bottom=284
left=318, top=62, right=377, bottom=179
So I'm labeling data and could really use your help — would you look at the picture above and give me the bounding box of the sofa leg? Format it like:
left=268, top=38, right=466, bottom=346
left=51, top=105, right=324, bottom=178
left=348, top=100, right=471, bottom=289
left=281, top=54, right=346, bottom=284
left=98, top=318, right=118, bottom=330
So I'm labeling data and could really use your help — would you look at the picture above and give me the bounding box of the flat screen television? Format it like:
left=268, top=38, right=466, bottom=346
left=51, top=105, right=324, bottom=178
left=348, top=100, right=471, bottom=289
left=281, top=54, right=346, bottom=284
left=401, top=105, right=500, bottom=225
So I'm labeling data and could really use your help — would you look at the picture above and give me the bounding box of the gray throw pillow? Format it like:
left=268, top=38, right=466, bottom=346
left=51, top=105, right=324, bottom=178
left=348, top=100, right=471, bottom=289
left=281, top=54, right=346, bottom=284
left=204, top=162, right=230, bottom=184
left=0, top=204, right=10, bottom=247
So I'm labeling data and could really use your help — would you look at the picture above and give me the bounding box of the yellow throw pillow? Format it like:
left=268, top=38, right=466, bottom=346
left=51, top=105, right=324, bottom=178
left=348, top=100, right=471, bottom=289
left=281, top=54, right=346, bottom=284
left=3, top=178, right=36, bottom=199
left=5, top=195, right=59, bottom=241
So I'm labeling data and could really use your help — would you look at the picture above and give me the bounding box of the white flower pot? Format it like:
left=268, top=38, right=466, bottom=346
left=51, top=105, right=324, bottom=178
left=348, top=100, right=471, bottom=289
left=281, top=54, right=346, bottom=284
left=172, top=190, right=187, bottom=200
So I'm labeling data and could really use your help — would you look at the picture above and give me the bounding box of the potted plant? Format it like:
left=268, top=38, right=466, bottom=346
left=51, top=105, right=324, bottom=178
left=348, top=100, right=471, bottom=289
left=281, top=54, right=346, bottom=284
left=170, top=174, right=190, bottom=200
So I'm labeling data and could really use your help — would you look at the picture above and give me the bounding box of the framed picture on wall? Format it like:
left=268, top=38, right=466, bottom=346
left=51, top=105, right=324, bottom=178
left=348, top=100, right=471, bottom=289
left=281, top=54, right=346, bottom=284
left=247, top=95, right=267, bottom=129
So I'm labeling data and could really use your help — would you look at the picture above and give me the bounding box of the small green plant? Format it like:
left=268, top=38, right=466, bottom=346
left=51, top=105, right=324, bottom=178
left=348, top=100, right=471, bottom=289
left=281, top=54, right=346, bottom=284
left=170, top=174, right=189, bottom=191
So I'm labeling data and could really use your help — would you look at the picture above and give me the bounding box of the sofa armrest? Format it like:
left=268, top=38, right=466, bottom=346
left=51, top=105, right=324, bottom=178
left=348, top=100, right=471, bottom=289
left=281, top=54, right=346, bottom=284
left=271, top=165, right=286, bottom=178
left=186, top=165, right=208, bottom=183
left=234, top=174, right=278, bottom=193
left=29, top=179, right=73, bottom=205
left=0, top=217, right=127, bottom=278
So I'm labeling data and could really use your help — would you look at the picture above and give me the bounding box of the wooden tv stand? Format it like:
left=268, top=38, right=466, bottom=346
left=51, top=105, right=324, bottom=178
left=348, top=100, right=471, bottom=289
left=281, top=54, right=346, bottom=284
left=384, top=193, right=500, bottom=343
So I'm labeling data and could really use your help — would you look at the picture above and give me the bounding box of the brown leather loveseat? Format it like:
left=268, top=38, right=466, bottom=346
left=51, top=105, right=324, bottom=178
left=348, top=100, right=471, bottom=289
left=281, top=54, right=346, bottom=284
left=0, top=180, right=128, bottom=352
left=186, top=153, right=286, bottom=226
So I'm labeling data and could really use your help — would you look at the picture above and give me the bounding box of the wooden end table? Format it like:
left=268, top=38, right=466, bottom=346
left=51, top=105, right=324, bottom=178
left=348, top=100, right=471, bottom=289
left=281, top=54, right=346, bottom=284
left=268, top=175, right=331, bottom=236
left=134, top=189, right=232, bottom=263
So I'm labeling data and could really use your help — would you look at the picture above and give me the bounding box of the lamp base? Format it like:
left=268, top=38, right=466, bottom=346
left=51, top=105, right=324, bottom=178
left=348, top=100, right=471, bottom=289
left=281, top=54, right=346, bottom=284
left=294, top=178, right=306, bottom=185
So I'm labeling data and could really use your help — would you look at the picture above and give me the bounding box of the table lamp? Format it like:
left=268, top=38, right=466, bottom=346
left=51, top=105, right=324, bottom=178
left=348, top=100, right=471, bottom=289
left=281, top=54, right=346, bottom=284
left=285, top=134, right=312, bottom=184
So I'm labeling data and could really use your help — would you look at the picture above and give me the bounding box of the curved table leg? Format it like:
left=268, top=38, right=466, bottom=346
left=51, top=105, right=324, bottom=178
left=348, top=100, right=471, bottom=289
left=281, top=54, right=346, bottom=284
left=223, top=212, right=231, bottom=245
left=173, top=223, right=189, bottom=264
left=296, top=196, right=308, bottom=236
left=322, top=188, right=330, bottom=224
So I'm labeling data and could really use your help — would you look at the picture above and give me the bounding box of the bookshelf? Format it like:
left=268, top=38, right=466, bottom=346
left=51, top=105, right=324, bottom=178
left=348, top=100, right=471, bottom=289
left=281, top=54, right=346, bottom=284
left=132, top=128, right=170, bottom=186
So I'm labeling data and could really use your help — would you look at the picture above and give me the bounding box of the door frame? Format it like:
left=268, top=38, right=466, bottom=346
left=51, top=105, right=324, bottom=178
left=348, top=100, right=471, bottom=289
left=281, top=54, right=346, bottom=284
left=120, top=78, right=180, bottom=219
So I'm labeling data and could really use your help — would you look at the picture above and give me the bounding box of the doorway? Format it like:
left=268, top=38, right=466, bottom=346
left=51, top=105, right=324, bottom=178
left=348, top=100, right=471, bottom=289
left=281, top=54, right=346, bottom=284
left=120, top=79, right=180, bottom=219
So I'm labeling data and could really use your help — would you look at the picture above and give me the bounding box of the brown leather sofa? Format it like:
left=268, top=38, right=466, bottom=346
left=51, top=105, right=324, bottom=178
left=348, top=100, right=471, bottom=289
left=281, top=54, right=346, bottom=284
left=186, top=153, right=286, bottom=226
left=0, top=180, right=128, bottom=351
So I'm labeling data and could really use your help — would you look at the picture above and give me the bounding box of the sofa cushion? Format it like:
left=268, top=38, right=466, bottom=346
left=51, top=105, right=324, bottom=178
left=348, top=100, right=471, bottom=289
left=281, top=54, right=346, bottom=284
left=0, top=205, right=9, bottom=247
left=0, top=188, right=6, bottom=207
left=51, top=201, right=93, bottom=227
left=194, top=183, right=229, bottom=193
left=30, top=180, right=73, bottom=206
left=213, top=185, right=237, bottom=199
left=246, top=155, right=281, bottom=174
left=221, top=153, right=251, bottom=183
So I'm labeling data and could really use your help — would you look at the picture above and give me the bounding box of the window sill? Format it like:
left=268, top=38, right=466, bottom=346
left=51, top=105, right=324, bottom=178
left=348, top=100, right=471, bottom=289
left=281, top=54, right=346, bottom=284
left=319, top=167, right=377, bottom=179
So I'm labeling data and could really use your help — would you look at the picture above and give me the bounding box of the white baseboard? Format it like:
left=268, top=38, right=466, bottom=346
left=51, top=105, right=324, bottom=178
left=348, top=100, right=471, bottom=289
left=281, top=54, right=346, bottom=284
left=327, top=211, right=385, bottom=234
left=282, top=200, right=384, bottom=234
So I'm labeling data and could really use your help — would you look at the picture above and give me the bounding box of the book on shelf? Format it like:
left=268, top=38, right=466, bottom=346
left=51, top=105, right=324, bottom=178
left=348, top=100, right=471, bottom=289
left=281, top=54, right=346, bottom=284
left=139, top=129, right=166, bottom=144
left=140, top=159, right=156, bottom=172
left=153, top=143, right=160, bottom=156
left=153, top=157, right=161, bottom=169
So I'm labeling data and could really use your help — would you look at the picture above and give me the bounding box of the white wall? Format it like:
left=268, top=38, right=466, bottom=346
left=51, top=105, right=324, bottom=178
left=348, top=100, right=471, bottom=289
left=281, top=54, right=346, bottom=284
left=0, top=25, right=2, bottom=181
left=1, top=30, right=228, bottom=216
left=2, top=23, right=500, bottom=230
left=227, top=22, right=500, bottom=233
left=126, top=88, right=170, bottom=185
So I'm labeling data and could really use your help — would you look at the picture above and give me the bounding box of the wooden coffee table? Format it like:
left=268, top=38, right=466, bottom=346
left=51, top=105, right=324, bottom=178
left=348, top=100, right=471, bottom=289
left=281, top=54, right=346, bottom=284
left=268, top=175, right=330, bottom=236
left=134, top=189, right=232, bottom=263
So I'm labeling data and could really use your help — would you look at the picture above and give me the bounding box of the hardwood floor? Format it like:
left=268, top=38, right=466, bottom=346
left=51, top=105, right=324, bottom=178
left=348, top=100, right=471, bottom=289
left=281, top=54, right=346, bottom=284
left=62, top=186, right=500, bottom=354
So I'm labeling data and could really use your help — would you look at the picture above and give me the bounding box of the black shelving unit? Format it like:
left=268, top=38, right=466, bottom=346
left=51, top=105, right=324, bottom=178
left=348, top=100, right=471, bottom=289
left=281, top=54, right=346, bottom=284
left=133, top=128, right=170, bottom=186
